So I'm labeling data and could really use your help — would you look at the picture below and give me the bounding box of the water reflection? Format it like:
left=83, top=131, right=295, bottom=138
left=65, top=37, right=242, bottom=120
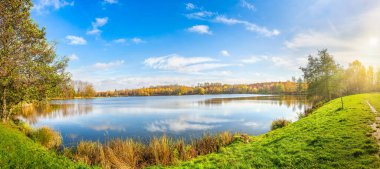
left=19, top=94, right=310, bottom=146
left=199, top=95, right=310, bottom=114
left=20, top=102, right=92, bottom=124
left=199, top=95, right=309, bottom=107
left=145, top=115, right=234, bottom=132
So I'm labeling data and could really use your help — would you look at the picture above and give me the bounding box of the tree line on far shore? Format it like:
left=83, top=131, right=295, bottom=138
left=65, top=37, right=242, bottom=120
left=59, top=80, right=97, bottom=98
left=96, top=81, right=307, bottom=97
left=67, top=49, right=380, bottom=100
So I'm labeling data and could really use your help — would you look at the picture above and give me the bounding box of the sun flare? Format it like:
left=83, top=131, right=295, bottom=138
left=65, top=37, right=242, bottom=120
left=369, top=37, right=379, bottom=46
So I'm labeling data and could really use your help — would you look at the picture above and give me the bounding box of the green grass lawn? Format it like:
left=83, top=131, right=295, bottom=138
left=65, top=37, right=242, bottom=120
left=150, top=93, right=380, bottom=169
left=0, top=123, right=91, bottom=169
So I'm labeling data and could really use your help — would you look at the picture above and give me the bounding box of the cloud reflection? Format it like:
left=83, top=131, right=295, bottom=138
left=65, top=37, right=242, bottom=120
left=145, top=115, right=232, bottom=132
left=243, top=121, right=259, bottom=127
left=88, top=124, right=126, bottom=132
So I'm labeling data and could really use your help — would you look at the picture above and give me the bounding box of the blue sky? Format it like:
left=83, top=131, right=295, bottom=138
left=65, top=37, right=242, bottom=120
left=31, top=0, right=380, bottom=91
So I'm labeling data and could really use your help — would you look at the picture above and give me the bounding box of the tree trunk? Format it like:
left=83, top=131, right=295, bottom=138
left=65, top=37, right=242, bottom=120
left=340, top=96, right=344, bottom=109
left=325, top=79, right=331, bottom=100
left=1, top=88, right=7, bottom=122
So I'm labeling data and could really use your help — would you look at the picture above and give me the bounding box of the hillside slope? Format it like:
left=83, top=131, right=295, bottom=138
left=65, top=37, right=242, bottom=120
left=153, top=94, right=380, bottom=169
left=0, top=123, right=91, bottom=169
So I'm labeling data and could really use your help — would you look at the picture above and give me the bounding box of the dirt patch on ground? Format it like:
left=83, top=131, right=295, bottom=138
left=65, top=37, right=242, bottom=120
left=367, top=101, right=380, bottom=148
left=367, top=100, right=380, bottom=159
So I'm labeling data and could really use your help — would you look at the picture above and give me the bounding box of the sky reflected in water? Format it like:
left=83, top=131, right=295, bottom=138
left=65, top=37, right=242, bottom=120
left=20, top=94, right=309, bottom=146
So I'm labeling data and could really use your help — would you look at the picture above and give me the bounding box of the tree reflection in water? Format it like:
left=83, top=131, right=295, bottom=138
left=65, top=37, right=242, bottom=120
left=198, top=95, right=311, bottom=113
left=18, top=103, right=93, bottom=124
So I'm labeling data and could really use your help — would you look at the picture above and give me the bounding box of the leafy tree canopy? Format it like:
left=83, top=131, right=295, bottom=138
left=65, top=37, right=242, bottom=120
left=0, top=0, right=70, bottom=120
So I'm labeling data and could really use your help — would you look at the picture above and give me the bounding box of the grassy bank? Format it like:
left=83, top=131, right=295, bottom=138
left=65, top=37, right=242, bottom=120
left=150, top=93, right=380, bottom=168
left=0, top=123, right=92, bottom=169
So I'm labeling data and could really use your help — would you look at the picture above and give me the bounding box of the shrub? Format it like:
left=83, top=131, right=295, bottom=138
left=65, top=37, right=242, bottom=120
left=271, top=119, right=292, bottom=130
left=74, top=141, right=107, bottom=167
left=192, top=134, right=220, bottom=155
left=107, top=139, right=144, bottom=168
left=12, top=120, right=33, bottom=136
left=30, top=127, right=62, bottom=150
left=218, top=131, right=234, bottom=146
left=172, top=139, right=185, bottom=162
left=297, top=112, right=306, bottom=119
left=148, top=135, right=173, bottom=165
left=235, top=133, right=251, bottom=143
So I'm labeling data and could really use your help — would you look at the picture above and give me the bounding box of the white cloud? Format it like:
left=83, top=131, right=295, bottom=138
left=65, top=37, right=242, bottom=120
left=270, top=56, right=307, bottom=71
left=92, top=17, right=108, bottom=27
left=220, top=50, right=230, bottom=56
left=239, top=54, right=305, bottom=70
left=33, top=0, right=74, bottom=13
left=112, top=38, right=145, bottom=44
left=144, top=54, right=232, bottom=73
left=104, top=0, right=117, bottom=4
left=68, top=54, right=79, bottom=61
left=184, top=6, right=279, bottom=37
left=240, top=0, right=256, bottom=11
left=284, top=2, right=380, bottom=67
left=86, top=29, right=100, bottom=35
left=66, top=35, right=87, bottom=45
left=93, top=60, right=124, bottom=69
left=185, top=3, right=196, bottom=10
left=215, top=16, right=280, bottom=37
left=241, top=56, right=261, bottom=64
left=186, top=11, right=215, bottom=20
left=87, top=17, right=108, bottom=35
left=284, top=31, right=350, bottom=50
left=132, top=38, right=145, bottom=44
left=113, top=38, right=126, bottom=43
left=187, top=25, right=212, bottom=35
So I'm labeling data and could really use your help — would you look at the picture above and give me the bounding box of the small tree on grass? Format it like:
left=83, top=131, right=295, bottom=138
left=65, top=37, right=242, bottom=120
left=300, top=49, right=343, bottom=103
left=0, top=0, right=70, bottom=121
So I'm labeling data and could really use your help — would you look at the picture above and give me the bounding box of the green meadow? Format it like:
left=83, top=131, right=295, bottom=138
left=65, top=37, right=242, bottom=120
left=150, top=93, right=380, bottom=169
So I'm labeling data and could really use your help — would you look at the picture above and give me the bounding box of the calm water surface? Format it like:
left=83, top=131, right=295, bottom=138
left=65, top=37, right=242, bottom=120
left=20, top=94, right=309, bottom=146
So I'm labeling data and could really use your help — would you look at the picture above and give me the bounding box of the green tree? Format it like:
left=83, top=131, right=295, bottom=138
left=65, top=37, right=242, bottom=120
left=73, top=81, right=97, bottom=97
left=376, top=69, right=380, bottom=91
left=0, top=0, right=70, bottom=121
left=84, top=85, right=96, bottom=97
left=196, top=87, right=205, bottom=95
left=367, top=66, right=374, bottom=91
left=345, top=60, right=367, bottom=94
left=296, top=77, right=304, bottom=94
left=300, top=49, right=342, bottom=102
left=275, top=84, right=285, bottom=93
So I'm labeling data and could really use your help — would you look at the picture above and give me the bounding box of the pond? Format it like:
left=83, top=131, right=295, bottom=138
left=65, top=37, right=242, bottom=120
left=19, top=94, right=310, bottom=146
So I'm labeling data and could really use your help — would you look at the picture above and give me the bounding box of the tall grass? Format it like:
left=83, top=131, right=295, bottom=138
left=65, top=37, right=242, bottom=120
left=148, top=135, right=173, bottom=165
left=75, top=141, right=107, bottom=166
left=30, top=127, right=62, bottom=150
left=108, top=139, right=143, bottom=168
left=271, top=119, right=292, bottom=130
left=65, top=132, right=235, bottom=169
